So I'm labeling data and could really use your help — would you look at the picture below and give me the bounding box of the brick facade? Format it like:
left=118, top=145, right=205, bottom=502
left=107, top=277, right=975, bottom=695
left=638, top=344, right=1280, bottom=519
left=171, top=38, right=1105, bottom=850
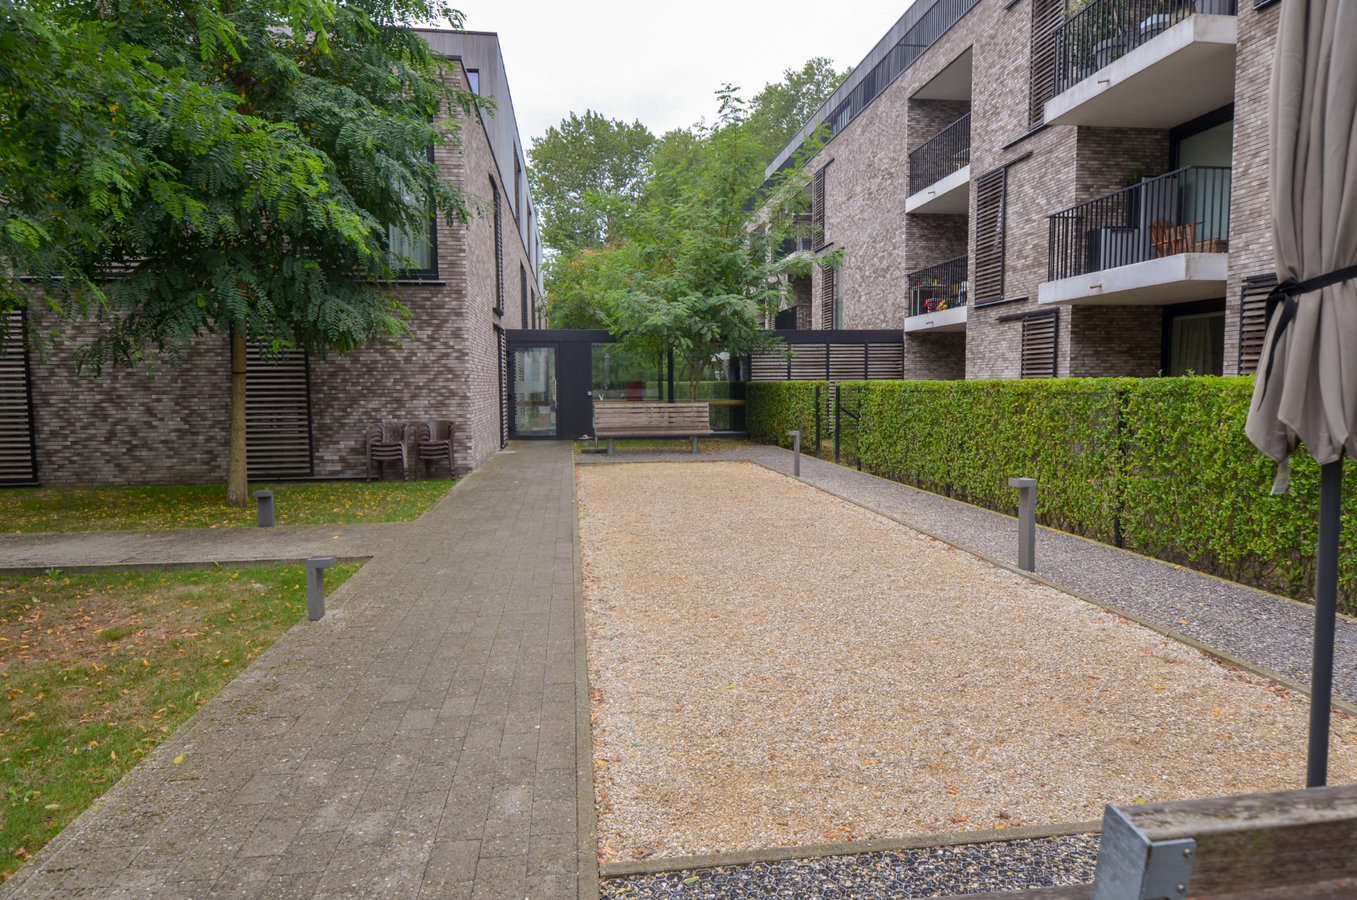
left=23, top=33, right=538, bottom=486
left=783, top=0, right=1271, bottom=386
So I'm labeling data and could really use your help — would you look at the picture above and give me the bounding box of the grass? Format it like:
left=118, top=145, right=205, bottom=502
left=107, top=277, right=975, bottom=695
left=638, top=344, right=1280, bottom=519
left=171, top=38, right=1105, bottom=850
left=576, top=438, right=752, bottom=453
left=0, top=480, right=456, bottom=533
left=0, top=563, right=359, bottom=880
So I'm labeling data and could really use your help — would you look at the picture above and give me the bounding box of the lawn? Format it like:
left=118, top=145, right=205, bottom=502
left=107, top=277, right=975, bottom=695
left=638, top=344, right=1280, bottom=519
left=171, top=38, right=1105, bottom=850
left=0, top=563, right=359, bottom=880
left=0, top=480, right=455, bottom=533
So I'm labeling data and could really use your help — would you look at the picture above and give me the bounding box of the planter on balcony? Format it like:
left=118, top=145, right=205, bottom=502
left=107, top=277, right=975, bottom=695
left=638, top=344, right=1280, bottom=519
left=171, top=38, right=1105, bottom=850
left=1094, top=36, right=1130, bottom=68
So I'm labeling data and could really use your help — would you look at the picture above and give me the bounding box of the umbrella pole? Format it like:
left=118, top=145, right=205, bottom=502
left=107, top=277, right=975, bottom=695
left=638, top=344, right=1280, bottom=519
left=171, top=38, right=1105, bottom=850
left=1307, top=459, right=1343, bottom=788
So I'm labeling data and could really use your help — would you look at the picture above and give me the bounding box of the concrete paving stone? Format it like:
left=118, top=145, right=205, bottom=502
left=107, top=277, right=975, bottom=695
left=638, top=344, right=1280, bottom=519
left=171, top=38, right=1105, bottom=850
left=260, top=873, right=326, bottom=900
left=232, top=774, right=296, bottom=806
left=336, top=811, right=398, bottom=851
left=526, top=874, right=575, bottom=900
left=152, top=880, right=217, bottom=900
left=529, top=799, right=575, bottom=838
left=272, top=831, right=344, bottom=877
left=353, top=780, right=409, bottom=816
left=498, top=732, right=538, bottom=760
left=526, top=833, right=575, bottom=876
left=468, top=856, right=525, bottom=900
left=203, top=855, right=280, bottom=900
left=237, top=818, right=305, bottom=859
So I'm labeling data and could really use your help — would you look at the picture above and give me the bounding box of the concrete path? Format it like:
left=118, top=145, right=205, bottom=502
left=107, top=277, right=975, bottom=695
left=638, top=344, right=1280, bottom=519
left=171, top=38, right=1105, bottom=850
left=580, top=446, right=1357, bottom=708
left=0, top=523, right=412, bottom=574
left=1, top=441, right=593, bottom=900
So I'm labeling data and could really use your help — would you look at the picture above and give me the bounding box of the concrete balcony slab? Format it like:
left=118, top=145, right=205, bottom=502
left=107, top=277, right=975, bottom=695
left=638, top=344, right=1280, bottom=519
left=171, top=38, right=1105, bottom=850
left=1037, top=252, right=1228, bottom=306
left=904, top=304, right=968, bottom=333
left=905, top=165, right=971, bottom=215
left=1044, top=14, right=1237, bottom=129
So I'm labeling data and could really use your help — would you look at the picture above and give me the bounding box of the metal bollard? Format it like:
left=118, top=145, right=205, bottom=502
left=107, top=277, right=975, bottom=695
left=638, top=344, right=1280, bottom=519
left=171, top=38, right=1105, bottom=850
left=306, top=555, right=338, bottom=621
left=788, top=430, right=801, bottom=477
left=1008, top=478, right=1036, bottom=572
left=252, top=490, right=275, bottom=528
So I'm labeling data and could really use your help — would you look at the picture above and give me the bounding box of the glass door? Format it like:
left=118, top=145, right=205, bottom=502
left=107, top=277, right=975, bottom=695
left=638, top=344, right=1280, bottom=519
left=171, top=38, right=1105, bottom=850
left=512, top=346, right=557, bottom=436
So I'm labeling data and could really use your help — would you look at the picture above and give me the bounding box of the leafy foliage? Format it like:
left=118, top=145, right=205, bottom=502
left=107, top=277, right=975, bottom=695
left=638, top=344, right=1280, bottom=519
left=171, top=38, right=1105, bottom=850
left=748, top=377, right=1357, bottom=612
left=2, top=0, right=477, bottom=363
left=746, top=57, right=851, bottom=166
left=526, top=110, right=654, bottom=256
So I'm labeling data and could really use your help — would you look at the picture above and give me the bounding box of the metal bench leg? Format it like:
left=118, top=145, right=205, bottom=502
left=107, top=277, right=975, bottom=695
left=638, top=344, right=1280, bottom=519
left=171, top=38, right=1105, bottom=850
left=691, top=436, right=699, bottom=454
left=607, top=438, right=615, bottom=456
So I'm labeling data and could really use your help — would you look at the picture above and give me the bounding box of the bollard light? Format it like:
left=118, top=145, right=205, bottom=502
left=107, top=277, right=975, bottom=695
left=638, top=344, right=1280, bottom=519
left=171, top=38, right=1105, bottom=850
left=306, top=555, right=338, bottom=621
left=1008, top=478, right=1036, bottom=572
left=789, top=430, right=801, bottom=477
left=252, top=490, right=275, bottom=528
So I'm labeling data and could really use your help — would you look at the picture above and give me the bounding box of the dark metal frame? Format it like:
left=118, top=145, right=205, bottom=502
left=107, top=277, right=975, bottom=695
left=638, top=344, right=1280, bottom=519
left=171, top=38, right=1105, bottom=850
left=1054, top=0, right=1238, bottom=97
left=908, top=113, right=972, bottom=196
left=907, top=255, right=969, bottom=317
left=1047, top=165, right=1232, bottom=282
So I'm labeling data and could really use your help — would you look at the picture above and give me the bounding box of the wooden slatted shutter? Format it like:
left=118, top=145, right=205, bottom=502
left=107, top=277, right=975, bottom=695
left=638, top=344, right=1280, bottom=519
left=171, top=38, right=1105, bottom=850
left=0, top=311, right=36, bottom=485
left=1028, top=0, right=1065, bottom=127
left=1237, top=273, right=1277, bottom=376
left=520, top=264, right=529, bottom=327
left=811, top=167, right=827, bottom=250
left=245, top=347, right=313, bottom=479
left=974, top=170, right=1007, bottom=304
left=819, top=264, right=836, bottom=330
left=492, top=178, right=504, bottom=315
left=1021, top=311, right=1059, bottom=378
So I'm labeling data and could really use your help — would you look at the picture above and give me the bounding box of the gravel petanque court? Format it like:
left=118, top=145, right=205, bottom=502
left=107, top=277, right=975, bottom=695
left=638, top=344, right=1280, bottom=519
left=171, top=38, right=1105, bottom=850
left=577, top=461, right=1357, bottom=865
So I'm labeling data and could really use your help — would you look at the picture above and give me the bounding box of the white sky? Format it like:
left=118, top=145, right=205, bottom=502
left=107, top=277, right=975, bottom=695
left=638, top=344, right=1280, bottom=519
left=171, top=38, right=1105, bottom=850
left=456, top=1, right=918, bottom=152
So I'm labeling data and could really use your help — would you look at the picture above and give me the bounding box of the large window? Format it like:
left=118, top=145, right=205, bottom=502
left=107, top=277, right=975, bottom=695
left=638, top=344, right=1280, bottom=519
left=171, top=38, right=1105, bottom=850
left=1164, top=299, right=1225, bottom=377
left=387, top=211, right=436, bottom=277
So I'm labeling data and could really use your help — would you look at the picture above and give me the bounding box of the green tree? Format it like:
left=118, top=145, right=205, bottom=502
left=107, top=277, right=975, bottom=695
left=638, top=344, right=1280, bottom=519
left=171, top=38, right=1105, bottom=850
left=558, top=89, right=817, bottom=398
left=3, top=0, right=477, bottom=504
left=747, top=57, right=850, bottom=166
left=527, top=110, right=655, bottom=255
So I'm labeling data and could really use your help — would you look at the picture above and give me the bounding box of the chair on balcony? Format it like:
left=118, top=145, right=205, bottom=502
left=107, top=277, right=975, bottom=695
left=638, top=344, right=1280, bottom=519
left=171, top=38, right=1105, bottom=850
left=365, top=422, right=409, bottom=481
left=1150, top=219, right=1200, bottom=258
left=414, top=420, right=456, bottom=478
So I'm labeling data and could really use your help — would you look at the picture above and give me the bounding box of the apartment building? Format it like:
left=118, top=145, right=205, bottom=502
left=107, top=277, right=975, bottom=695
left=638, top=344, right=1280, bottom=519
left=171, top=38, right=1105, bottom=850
left=770, top=0, right=1277, bottom=381
left=0, top=30, right=542, bottom=487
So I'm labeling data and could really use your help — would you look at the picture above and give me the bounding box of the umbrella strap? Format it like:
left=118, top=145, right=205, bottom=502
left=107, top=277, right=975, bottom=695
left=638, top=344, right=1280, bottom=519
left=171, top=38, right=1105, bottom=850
left=1258, top=263, right=1357, bottom=399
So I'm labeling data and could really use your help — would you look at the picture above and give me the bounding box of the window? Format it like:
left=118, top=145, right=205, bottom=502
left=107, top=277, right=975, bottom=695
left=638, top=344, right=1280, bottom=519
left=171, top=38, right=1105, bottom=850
left=491, top=178, right=504, bottom=315
left=514, top=151, right=522, bottom=224
left=531, top=289, right=540, bottom=329
left=520, top=263, right=529, bottom=327
left=1164, top=299, right=1226, bottom=376
left=1021, top=311, right=1058, bottom=378
left=466, top=69, right=479, bottom=94
left=387, top=194, right=436, bottom=278
left=819, top=263, right=837, bottom=330
left=811, top=166, right=827, bottom=250
left=974, top=168, right=1007, bottom=303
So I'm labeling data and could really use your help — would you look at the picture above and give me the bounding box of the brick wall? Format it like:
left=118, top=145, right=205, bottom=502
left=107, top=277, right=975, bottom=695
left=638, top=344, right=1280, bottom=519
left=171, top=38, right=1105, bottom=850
left=1065, top=306, right=1163, bottom=377
left=1225, top=2, right=1280, bottom=375
left=903, top=332, right=966, bottom=379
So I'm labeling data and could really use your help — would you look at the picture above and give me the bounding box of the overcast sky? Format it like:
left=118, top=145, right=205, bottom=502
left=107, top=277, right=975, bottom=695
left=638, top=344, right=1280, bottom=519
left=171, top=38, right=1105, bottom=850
left=455, top=1, right=917, bottom=153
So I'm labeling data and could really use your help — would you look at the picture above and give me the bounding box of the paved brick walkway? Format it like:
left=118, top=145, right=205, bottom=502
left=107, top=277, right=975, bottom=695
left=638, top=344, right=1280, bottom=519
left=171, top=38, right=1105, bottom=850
left=1, top=441, right=594, bottom=900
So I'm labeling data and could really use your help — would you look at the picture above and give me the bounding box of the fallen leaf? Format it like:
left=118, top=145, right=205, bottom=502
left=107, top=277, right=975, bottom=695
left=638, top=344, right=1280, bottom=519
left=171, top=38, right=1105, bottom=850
left=952, top=815, right=969, bottom=824
left=173, top=756, right=184, bottom=764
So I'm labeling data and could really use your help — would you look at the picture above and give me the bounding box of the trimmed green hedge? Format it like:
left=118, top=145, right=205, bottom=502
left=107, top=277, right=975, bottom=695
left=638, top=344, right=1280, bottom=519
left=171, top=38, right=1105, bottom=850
left=747, top=377, right=1357, bottom=611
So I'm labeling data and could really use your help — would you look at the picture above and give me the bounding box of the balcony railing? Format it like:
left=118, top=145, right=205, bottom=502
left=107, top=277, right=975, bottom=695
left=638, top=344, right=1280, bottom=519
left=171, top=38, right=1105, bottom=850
left=1047, top=165, right=1231, bottom=281
left=1053, top=0, right=1237, bottom=96
left=908, top=113, right=971, bottom=197
left=907, top=255, right=969, bottom=317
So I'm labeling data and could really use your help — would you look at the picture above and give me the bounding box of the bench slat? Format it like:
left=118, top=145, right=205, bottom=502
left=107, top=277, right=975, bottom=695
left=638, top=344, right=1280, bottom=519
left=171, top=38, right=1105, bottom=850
left=594, top=401, right=714, bottom=438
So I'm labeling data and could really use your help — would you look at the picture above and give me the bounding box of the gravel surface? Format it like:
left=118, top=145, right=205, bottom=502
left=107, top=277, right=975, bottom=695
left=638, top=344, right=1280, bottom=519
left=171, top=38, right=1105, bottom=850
left=600, top=835, right=1099, bottom=899
left=578, top=446, right=1357, bottom=705
left=577, top=461, right=1357, bottom=864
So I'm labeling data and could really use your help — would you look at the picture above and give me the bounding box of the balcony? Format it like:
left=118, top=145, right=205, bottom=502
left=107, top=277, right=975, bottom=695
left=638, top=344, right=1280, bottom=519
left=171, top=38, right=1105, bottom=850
left=1044, top=0, right=1236, bottom=128
left=905, top=113, right=971, bottom=215
left=1039, top=165, right=1230, bottom=306
left=904, top=255, right=969, bottom=332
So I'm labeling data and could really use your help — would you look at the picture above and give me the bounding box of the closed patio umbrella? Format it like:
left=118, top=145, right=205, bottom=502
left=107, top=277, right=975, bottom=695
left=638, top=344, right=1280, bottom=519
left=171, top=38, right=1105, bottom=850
left=1245, top=0, right=1357, bottom=787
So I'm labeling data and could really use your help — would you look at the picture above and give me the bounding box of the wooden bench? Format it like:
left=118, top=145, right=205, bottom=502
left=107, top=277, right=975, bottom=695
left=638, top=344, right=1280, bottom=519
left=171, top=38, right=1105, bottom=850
left=593, top=401, right=713, bottom=455
left=949, top=782, right=1357, bottom=900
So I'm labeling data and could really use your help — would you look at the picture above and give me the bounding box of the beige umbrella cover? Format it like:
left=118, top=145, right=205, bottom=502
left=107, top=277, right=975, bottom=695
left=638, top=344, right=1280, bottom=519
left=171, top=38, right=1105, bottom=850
left=1245, top=0, right=1357, bottom=488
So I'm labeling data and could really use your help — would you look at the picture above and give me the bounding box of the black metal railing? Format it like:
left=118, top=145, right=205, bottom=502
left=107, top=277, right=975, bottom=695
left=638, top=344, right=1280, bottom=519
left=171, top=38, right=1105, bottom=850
left=908, top=113, right=971, bottom=196
left=907, top=255, right=969, bottom=317
left=1047, top=165, right=1231, bottom=281
left=1053, top=0, right=1237, bottom=96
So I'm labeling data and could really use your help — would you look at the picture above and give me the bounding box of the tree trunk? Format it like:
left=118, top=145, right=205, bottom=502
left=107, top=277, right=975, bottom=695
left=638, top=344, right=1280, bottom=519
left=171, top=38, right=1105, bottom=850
left=227, top=326, right=248, bottom=506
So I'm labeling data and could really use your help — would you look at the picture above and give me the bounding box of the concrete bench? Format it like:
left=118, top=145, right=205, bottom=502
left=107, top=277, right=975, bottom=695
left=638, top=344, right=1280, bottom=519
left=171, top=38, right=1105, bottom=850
left=593, top=401, right=713, bottom=455
left=952, top=782, right=1357, bottom=900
